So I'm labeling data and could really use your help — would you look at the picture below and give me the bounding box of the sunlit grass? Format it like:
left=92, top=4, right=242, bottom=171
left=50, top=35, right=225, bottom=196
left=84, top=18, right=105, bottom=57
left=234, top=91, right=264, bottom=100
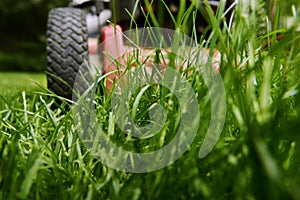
left=0, top=72, right=46, bottom=97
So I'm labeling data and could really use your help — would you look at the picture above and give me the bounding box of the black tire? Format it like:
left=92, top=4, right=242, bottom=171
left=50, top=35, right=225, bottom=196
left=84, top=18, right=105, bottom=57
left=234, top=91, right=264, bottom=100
left=46, top=7, right=89, bottom=100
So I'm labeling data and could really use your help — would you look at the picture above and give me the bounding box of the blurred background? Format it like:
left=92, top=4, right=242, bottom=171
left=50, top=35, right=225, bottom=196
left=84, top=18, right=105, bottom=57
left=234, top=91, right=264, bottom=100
left=0, top=0, right=69, bottom=72
left=0, top=0, right=299, bottom=73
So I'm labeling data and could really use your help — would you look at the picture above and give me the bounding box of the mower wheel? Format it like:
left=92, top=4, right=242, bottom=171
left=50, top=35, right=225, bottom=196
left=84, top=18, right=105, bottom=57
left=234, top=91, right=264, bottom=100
left=46, top=7, right=89, bottom=100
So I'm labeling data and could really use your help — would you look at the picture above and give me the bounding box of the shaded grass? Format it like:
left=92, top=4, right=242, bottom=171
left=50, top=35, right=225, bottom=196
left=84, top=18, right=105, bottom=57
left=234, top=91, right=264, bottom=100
left=0, top=34, right=46, bottom=72
left=0, top=53, right=45, bottom=72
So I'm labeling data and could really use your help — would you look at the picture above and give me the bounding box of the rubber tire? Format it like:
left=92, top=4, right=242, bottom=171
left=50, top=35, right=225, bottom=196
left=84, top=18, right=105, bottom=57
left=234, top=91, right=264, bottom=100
left=46, top=7, right=89, bottom=100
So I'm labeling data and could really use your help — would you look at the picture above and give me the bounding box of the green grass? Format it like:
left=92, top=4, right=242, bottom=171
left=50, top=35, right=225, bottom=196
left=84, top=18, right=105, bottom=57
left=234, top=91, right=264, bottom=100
left=0, top=72, right=46, bottom=97
left=1, top=0, right=300, bottom=199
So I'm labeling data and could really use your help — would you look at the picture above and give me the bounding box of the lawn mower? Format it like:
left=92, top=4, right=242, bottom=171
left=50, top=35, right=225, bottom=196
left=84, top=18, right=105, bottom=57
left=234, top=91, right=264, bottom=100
left=46, top=0, right=234, bottom=99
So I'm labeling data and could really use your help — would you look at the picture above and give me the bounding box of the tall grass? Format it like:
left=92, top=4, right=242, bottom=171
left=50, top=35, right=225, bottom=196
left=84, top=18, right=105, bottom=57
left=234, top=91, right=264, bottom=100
left=1, top=0, right=300, bottom=199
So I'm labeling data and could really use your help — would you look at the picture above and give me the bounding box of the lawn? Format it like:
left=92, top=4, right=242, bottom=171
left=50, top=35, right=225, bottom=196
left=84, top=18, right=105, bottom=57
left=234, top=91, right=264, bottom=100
left=0, top=72, right=46, bottom=97
left=1, top=1, right=300, bottom=199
